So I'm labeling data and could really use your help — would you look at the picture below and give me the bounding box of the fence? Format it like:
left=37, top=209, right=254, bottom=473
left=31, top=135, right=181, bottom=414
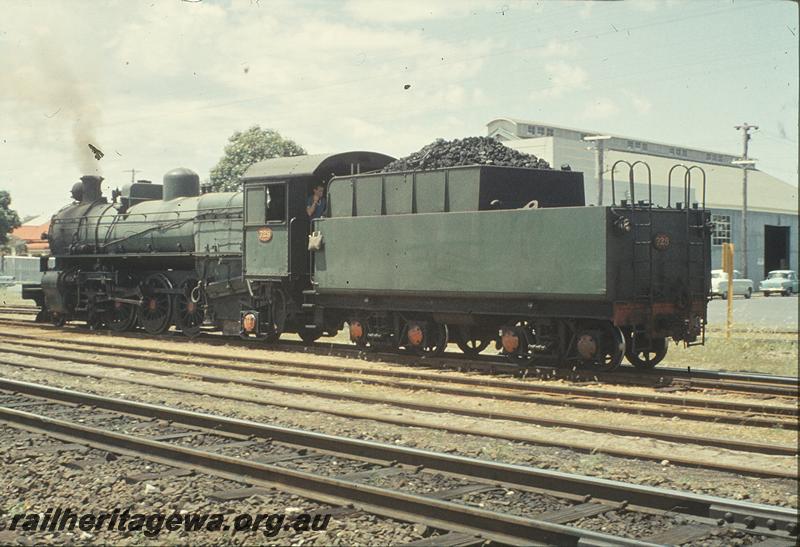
left=0, top=255, right=50, bottom=284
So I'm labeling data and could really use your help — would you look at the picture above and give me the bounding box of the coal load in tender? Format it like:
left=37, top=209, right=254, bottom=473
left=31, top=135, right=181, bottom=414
left=381, top=136, right=551, bottom=172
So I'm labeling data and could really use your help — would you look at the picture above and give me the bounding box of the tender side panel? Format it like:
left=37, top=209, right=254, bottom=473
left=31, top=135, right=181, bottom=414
left=314, top=207, right=608, bottom=297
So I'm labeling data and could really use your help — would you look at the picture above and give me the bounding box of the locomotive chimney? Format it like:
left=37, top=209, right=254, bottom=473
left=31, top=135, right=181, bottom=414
left=80, top=175, right=104, bottom=202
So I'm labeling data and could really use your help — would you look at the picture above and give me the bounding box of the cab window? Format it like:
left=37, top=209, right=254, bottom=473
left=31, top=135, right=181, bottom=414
left=245, top=186, right=265, bottom=225
left=265, top=184, right=287, bottom=223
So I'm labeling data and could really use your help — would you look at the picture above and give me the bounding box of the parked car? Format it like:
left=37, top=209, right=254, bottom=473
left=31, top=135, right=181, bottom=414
left=759, top=270, right=799, bottom=297
left=710, top=269, right=753, bottom=299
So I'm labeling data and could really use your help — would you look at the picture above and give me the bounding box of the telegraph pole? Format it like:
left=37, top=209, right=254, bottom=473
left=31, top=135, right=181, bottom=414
left=733, top=123, right=757, bottom=278
left=583, top=135, right=611, bottom=205
left=123, top=168, right=140, bottom=184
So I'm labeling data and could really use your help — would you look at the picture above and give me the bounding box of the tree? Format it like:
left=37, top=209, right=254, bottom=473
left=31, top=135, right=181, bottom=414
left=0, top=190, right=21, bottom=247
left=209, top=126, right=306, bottom=192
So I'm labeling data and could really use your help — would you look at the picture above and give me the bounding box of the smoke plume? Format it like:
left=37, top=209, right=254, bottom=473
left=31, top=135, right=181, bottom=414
left=0, top=39, right=103, bottom=175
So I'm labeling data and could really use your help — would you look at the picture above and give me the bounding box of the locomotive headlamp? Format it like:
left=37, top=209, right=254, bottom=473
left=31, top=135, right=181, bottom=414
left=613, top=216, right=632, bottom=234
left=652, top=233, right=671, bottom=251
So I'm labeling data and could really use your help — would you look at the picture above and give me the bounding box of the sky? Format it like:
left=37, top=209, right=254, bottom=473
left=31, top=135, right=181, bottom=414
left=1, top=0, right=797, bottom=218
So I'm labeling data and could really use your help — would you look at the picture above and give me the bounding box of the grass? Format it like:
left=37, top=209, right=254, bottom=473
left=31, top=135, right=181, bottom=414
left=664, top=326, right=798, bottom=376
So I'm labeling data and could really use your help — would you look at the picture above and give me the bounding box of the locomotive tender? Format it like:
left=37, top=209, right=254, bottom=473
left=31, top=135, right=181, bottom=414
left=24, top=151, right=711, bottom=370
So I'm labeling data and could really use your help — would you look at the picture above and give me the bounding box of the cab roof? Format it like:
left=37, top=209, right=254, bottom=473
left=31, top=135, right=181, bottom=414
left=241, top=151, right=395, bottom=181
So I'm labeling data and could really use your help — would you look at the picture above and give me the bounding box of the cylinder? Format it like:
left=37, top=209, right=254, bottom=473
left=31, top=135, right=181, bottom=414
left=163, top=168, right=200, bottom=201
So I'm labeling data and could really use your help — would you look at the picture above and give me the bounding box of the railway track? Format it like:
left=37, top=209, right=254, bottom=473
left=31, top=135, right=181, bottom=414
left=0, top=335, right=796, bottom=478
left=0, top=333, right=796, bottom=428
left=1, top=378, right=796, bottom=546
left=0, top=306, right=37, bottom=316
left=0, top=314, right=796, bottom=399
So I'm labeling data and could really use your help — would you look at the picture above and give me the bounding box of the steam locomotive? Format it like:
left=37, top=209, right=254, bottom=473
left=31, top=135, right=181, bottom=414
left=23, top=151, right=711, bottom=370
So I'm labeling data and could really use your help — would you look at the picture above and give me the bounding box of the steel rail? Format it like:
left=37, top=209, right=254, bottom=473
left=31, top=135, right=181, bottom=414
left=1, top=333, right=796, bottom=421
left=0, top=378, right=796, bottom=538
left=0, top=359, right=796, bottom=478
left=0, top=405, right=664, bottom=547
left=5, top=342, right=800, bottom=429
left=0, top=307, right=36, bottom=315
left=0, top=316, right=796, bottom=392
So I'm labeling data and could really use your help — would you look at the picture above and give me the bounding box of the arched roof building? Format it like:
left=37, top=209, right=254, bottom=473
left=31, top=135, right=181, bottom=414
left=488, top=118, right=798, bottom=279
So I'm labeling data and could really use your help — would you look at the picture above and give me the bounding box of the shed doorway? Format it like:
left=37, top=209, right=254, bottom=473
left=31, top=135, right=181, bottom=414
left=764, top=225, right=790, bottom=277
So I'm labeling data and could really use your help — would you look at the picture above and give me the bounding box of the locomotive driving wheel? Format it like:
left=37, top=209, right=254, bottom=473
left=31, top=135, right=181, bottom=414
left=138, top=273, right=174, bottom=334
left=174, top=279, right=204, bottom=338
left=454, top=325, right=491, bottom=356
left=624, top=334, right=668, bottom=369
left=109, top=301, right=137, bottom=332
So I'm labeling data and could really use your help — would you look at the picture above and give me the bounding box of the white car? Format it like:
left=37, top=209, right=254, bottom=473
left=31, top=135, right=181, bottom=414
left=759, top=270, right=799, bottom=296
left=710, top=269, right=753, bottom=299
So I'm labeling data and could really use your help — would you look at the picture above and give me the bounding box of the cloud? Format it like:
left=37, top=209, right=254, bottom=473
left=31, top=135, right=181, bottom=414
left=536, top=39, right=579, bottom=59
left=628, top=0, right=661, bottom=12
left=338, top=117, right=387, bottom=140
left=623, top=90, right=652, bottom=114
left=0, top=35, right=104, bottom=175
left=530, top=61, right=588, bottom=100
left=343, top=0, right=545, bottom=23
left=0, top=1, right=501, bottom=215
left=578, top=2, right=595, bottom=20
left=343, top=0, right=484, bottom=23
left=582, top=98, right=620, bottom=120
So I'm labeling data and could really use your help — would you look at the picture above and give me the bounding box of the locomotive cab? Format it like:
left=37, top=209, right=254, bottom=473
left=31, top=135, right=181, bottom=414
left=238, top=151, right=394, bottom=339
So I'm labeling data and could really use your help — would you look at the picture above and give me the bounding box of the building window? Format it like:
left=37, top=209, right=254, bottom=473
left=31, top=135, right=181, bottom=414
left=537, top=127, right=545, bottom=135
left=641, top=143, right=648, bottom=151
left=527, top=125, right=536, bottom=135
left=546, top=128, right=554, bottom=136
left=627, top=140, right=634, bottom=148
left=711, top=214, right=731, bottom=246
